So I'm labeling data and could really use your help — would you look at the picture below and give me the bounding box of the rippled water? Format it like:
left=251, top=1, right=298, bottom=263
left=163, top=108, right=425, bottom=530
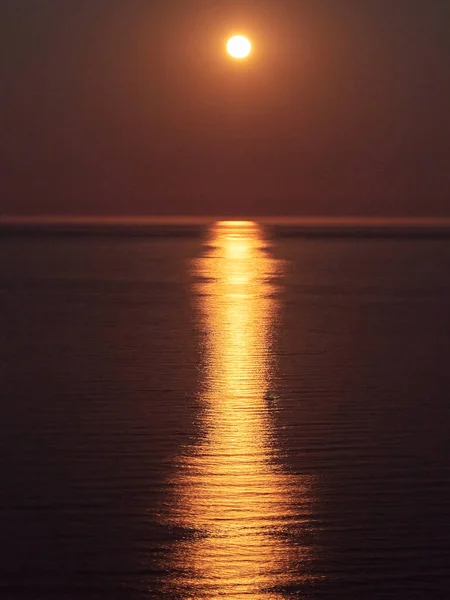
left=1, top=222, right=450, bottom=599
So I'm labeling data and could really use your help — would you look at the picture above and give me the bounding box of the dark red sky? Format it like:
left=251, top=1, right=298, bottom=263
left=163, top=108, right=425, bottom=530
left=1, top=0, right=449, bottom=217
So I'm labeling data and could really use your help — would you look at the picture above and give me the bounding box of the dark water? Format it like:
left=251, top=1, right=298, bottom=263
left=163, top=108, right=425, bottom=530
left=1, top=222, right=450, bottom=599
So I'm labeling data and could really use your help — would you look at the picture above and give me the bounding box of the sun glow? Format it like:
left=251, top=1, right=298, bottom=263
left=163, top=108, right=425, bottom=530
left=227, top=35, right=252, bottom=59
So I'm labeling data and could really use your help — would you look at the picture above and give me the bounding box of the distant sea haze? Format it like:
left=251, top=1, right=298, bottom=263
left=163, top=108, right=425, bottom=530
left=1, top=215, right=450, bottom=237
left=0, top=220, right=449, bottom=599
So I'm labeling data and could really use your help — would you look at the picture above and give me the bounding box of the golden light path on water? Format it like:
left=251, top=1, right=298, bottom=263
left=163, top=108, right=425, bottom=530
left=166, top=221, right=315, bottom=599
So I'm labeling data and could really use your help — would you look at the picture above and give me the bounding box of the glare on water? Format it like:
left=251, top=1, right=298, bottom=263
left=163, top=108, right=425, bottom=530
left=165, top=221, right=315, bottom=599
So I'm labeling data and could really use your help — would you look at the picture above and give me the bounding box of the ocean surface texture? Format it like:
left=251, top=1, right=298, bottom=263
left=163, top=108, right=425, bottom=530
left=1, top=222, right=449, bottom=599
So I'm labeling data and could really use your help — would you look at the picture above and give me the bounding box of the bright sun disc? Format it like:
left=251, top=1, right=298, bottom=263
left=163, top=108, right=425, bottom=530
left=227, top=35, right=252, bottom=59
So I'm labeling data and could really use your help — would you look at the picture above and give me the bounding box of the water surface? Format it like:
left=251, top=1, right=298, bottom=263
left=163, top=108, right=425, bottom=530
left=0, top=222, right=449, bottom=599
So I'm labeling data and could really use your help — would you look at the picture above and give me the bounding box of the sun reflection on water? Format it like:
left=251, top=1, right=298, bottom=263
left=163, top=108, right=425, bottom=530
left=166, top=221, right=314, bottom=599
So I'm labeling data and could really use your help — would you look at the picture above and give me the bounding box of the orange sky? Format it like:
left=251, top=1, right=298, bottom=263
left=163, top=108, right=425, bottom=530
left=1, top=1, right=449, bottom=216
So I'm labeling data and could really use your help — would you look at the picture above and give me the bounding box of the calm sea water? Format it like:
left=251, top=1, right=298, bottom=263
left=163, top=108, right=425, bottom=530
left=1, top=222, right=449, bottom=599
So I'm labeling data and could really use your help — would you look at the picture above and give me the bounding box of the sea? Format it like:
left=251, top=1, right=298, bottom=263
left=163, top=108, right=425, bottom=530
left=0, top=219, right=449, bottom=599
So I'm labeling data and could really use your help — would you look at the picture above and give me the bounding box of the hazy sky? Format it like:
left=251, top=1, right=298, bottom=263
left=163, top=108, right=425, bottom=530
left=1, top=0, right=449, bottom=216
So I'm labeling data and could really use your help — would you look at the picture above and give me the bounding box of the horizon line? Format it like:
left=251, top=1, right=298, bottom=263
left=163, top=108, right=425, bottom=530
left=2, top=215, right=450, bottom=226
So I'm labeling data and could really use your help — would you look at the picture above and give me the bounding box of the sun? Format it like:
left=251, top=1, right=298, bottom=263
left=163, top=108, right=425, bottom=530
left=227, top=35, right=252, bottom=60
